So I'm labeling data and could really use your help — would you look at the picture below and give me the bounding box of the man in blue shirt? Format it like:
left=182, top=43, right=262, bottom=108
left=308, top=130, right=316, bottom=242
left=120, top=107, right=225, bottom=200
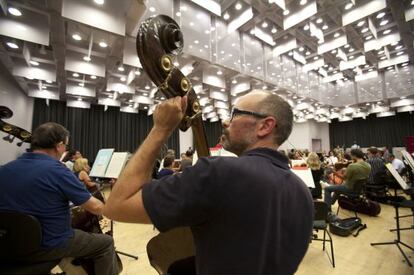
left=104, top=91, right=313, bottom=274
left=0, top=122, right=118, bottom=275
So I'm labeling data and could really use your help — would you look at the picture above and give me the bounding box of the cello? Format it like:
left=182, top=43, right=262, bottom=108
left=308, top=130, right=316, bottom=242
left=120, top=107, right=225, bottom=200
left=136, top=15, right=211, bottom=274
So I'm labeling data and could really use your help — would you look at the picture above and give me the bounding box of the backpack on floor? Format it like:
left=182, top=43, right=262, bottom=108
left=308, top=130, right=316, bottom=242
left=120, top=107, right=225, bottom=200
left=338, top=196, right=381, bottom=216
left=329, top=217, right=367, bottom=237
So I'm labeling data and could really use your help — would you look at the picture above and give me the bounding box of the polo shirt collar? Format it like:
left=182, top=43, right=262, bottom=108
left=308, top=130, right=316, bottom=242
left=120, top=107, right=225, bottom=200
left=19, top=152, right=59, bottom=162
left=241, top=147, right=290, bottom=170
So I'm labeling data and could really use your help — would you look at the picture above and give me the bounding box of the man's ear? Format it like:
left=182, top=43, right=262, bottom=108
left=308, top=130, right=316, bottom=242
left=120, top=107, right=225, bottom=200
left=257, top=117, right=276, bottom=138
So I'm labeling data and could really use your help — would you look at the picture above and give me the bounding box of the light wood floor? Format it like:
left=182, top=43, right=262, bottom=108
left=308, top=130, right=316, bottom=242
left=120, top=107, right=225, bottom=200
left=58, top=195, right=414, bottom=275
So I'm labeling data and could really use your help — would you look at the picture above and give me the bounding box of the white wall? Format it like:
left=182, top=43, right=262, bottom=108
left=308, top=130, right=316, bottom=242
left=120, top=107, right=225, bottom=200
left=0, top=73, right=33, bottom=165
left=179, top=129, right=193, bottom=154
left=280, top=120, right=330, bottom=153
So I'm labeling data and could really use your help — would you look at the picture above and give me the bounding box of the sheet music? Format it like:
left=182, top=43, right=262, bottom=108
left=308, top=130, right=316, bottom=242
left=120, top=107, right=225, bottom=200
left=385, top=163, right=410, bottom=190
left=401, top=150, right=414, bottom=171
left=291, top=168, right=315, bottom=188
left=105, top=152, right=129, bottom=179
left=89, top=149, right=114, bottom=178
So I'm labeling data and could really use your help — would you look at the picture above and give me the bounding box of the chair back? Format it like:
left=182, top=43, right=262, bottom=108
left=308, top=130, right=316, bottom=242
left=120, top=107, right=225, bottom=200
left=353, top=178, right=367, bottom=194
left=314, top=201, right=329, bottom=222
left=0, top=211, right=42, bottom=258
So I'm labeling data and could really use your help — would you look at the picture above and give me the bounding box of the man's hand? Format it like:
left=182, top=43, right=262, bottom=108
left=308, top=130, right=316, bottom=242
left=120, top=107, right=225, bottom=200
left=153, top=96, right=188, bottom=134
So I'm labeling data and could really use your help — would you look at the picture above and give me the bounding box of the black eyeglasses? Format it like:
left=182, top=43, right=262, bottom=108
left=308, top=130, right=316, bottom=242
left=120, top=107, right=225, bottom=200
left=230, top=108, right=269, bottom=122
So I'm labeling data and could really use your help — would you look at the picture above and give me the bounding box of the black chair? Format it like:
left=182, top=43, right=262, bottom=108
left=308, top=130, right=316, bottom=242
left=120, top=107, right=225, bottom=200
left=371, top=199, right=414, bottom=267
left=0, top=211, right=60, bottom=275
left=312, top=201, right=335, bottom=268
left=336, top=178, right=367, bottom=217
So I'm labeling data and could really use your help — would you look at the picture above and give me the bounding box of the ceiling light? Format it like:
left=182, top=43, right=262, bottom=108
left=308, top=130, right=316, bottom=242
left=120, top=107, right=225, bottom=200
left=83, top=56, right=91, bottom=62
left=299, top=47, right=304, bottom=52
left=94, top=0, right=104, bottom=4
left=313, top=56, right=318, bottom=60
left=349, top=55, right=354, bottom=59
left=303, top=24, right=309, bottom=31
left=46, top=80, right=52, bottom=83
left=223, top=12, right=230, bottom=20
left=6, top=42, right=18, bottom=49
left=232, top=79, right=237, bottom=84
left=376, top=12, right=385, bottom=19
left=30, top=60, right=39, bottom=66
left=99, top=41, right=108, bottom=48
left=300, top=0, right=307, bottom=5
left=78, top=82, right=84, bottom=87
left=331, top=49, right=337, bottom=54
left=135, top=70, right=141, bottom=76
left=380, top=56, right=386, bottom=60
left=368, top=68, right=373, bottom=72
left=334, top=32, right=340, bottom=38
left=361, top=28, right=368, bottom=33
left=349, top=48, right=354, bottom=52
left=379, top=20, right=388, bottom=26
left=357, top=21, right=365, bottom=27
left=120, top=76, right=126, bottom=81
left=344, top=44, right=350, bottom=48
left=344, top=3, right=353, bottom=10
left=288, top=51, right=293, bottom=56
left=217, top=70, right=223, bottom=75
left=396, top=51, right=404, bottom=56
left=402, top=62, right=408, bottom=67
left=235, top=3, right=242, bottom=10
left=77, top=97, right=82, bottom=101
left=262, top=22, right=268, bottom=28
left=383, top=29, right=391, bottom=35
left=271, top=27, right=277, bottom=33
left=145, top=85, right=150, bottom=90
left=194, top=40, right=199, bottom=44
left=283, top=9, right=290, bottom=16
left=73, top=73, right=79, bottom=77
left=8, top=7, right=22, bottom=16
left=149, top=7, right=156, bottom=12
left=378, top=50, right=384, bottom=54
left=305, top=51, right=311, bottom=56
left=250, top=29, right=255, bottom=35
left=322, top=25, right=328, bottom=30
left=316, top=18, right=323, bottom=24
left=395, top=45, right=403, bottom=50
left=365, top=35, right=373, bottom=40
left=118, top=66, right=124, bottom=72
left=90, top=75, right=97, bottom=79
left=72, top=34, right=82, bottom=41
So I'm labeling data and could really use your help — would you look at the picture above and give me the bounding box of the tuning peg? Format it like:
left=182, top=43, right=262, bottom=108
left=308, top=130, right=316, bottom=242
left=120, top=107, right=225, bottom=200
left=16, top=141, right=23, bottom=147
left=3, top=134, right=14, bottom=143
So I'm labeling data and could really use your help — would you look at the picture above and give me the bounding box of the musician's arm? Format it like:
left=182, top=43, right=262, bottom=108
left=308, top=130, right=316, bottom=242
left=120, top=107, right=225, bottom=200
left=79, top=171, right=95, bottom=187
left=104, top=96, right=187, bottom=223
left=82, top=196, right=105, bottom=215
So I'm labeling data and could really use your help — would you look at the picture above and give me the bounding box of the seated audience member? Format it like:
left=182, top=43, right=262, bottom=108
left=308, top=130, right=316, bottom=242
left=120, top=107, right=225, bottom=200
left=62, top=149, right=82, bottom=171
left=390, top=154, right=405, bottom=173
left=0, top=122, right=118, bottom=275
left=180, top=150, right=194, bottom=171
left=324, top=149, right=371, bottom=213
left=158, top=149, right=175, bottom=172
left=307, top=152, right=324, bottom=199
left=73, top=158, right=97, bottom=191
left=158, top=155, right=175, bottom=178
left=366, top=147, right=386, bottom=185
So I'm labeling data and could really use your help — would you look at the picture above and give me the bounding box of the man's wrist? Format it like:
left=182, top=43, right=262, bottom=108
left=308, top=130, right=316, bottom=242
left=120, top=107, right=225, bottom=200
left=151, top=126, right=173, bottom=139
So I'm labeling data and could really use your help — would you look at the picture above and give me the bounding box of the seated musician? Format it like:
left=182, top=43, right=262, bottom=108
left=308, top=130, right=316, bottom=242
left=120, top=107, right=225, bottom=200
left=324, top=149, right=371, bottom=214
left=307, top=152, right=324, bottom=199
left=0, top=122, right=118, bottom=275
left=366, top=147, right=386, bottom=185
left=157, top=155, right=175, bottom=178
left=73, top=157, right=97, bottom=190
left=104, top=91, right=314, bottom=274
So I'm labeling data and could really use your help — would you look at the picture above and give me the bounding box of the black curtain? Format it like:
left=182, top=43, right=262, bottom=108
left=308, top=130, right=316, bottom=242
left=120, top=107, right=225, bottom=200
left=329, top=112, right=414, bottom=149
left=32, top=99, right=179, bottom=162
left=204, top=120, right=223, bottom=148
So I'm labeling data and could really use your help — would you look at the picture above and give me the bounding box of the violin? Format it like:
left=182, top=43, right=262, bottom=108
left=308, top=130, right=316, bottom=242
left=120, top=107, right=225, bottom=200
left=0, top=106, right=31, bottom=146
left=137, top=15, right=211, bottom=274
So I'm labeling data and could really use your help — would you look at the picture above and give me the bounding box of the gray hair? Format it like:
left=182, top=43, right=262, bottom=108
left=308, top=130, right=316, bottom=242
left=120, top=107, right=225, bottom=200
left=253, top=90, right=293, bottom=146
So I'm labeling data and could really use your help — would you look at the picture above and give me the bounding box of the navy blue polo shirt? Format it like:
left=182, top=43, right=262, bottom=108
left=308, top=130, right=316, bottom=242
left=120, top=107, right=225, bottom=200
left=0, top=153, right=91, bottom=248
left=142, top=147, right=314, bottom=275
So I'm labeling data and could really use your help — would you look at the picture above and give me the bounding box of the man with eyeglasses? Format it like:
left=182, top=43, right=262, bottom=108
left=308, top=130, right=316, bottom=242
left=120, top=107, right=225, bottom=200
left=0, top=122, right=118, bottom=275
left=105, top=90, right=313, bottom=275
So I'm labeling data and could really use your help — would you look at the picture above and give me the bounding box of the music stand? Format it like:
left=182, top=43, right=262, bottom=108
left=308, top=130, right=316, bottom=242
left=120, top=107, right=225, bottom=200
left=370, top=164, right=414, bottom=267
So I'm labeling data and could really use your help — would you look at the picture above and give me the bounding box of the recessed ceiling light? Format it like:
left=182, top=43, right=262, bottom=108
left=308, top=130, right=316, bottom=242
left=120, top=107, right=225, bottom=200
left=30, top=60, right=39, bottom=66
left=365, top=35, right=373, bottom=40
left=368, top=68, right=373, bottom=72
left=313, top=56, right=318, bottom=60
left=235, top=3, right=242, bottom=10
left=316, top=18, right=323, bottom=24
left=349, top=55, right=354, bottom=59
left=288, top=52, right=293, bottom=56
left=72, top=34, right=82, bottom=41
left=217, top=70, right=223, bottom=75
left=250, top=29, right=255, bottom=35
left=283, top=9, right=290, bottom=16
left=99, top=41, right=108, bottom=48
left=145, top=85, right=150, bottom=90
left=6, top=42, right=18, bottom=49
left=402, top=62, right=408, bottom=67
left=78, top=82, right=84, bottom=87
left=344, top=3, right=353, bottom=10
left=94, top=0, right=104, bottom=4
left=271, top=27, right=277, bottom=33
left=322, top=25, right=328, bottom=30
left=90, top=75, right=97, bottom=79
left=262, top=22, right=268, bottom=28
left=120, top=76, right=126, bottom=81
left=357, top=21, right=365, bottom=27
left=349, top=48, right=354, bottom=52
left=344, top=44, right=350, bottom=48
left=77, top=97, right=82, bottom=101
left=46, top=80, right=53, bottom=83
left=299, top=46, right=304, bottom=52
left=303, top=24, right=309, bottom=31
left=380, top=56, right=387, bottom=60
left=379, top=20, right=388, bottom=26
left=376, top=12, right=385, bottom=19
left=300, top=0, right=307, bottom=5
left=118, top=66, right=125, bottom=72
left=305, top=51, right=311, bottom=55
left=73, top=73, right=79, bottom=77
left=396, top=51, right=404, bottom=56
left=194, top=40, right=199, bottom=44
left=383, top=29, right=391, bottom=35
left=361, top=28, right=368, bottom=33
left=331, top=49, right=337, bottom=54
left=223, top=13, right=230, bottom=20
left=8, top=7, right=22, bottom=16
left=334, top=32, right=340, bottom=38
left=83, top=56, right=91, bottom=62
left=395, top=45, right=403, bottom=50
left=149, top=6, right=156, bottom=12
left=378, top=50, right=384, bottom=54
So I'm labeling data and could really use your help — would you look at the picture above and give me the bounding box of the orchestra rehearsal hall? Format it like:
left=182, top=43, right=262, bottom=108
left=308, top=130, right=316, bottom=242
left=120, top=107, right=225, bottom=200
left=1, top=0, right=414, bottom=275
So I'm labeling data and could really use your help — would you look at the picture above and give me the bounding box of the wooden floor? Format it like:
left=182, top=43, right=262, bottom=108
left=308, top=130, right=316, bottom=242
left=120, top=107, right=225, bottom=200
left=58, top=196, right=414, bottom=275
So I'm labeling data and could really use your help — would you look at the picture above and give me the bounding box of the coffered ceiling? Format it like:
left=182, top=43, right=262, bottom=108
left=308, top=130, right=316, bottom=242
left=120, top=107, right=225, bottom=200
left=0, top=0, right=413, bottom=123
